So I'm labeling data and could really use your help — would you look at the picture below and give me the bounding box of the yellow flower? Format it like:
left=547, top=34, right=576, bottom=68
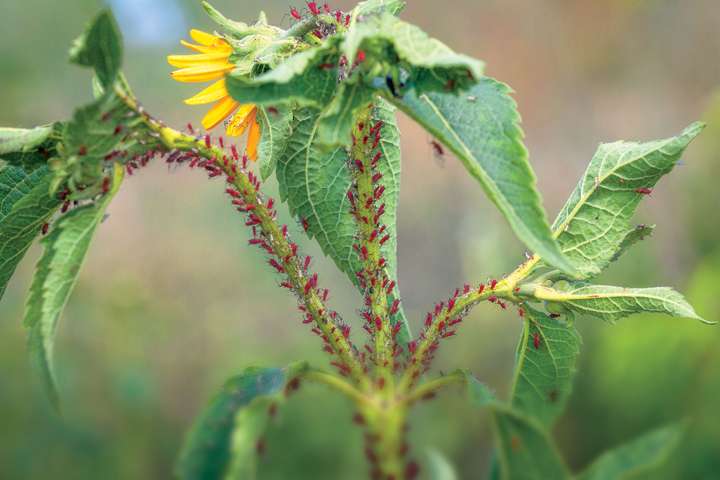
left=168, top=29, right=261, bottom=161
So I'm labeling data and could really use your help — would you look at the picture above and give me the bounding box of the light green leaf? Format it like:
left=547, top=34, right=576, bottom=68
left=342, top=13, right=483, bottom=93
left=550, top=122, right=703, bottom=278
left=275, top=100, right=410, bottom=344
left=531, top=283, right=709, bottom=324
left=176, top=363, right=308, bottom=480
left=577, top=423, right=685, bottom=480
left=23, top=164, right=123, bottom=408
left=510, top=306, right=581, bottom=428
left=426, top=449, right=458, bottom=480
left=490, top=404, right=571, bottom=480
left=0, top=125, right=54, bottom=155
left=69, top=9, right=123, bottom=87
left=393, top=78, right=577, bottom=276
left=459, top=370, right=496, bottom=407
left=257, top=106, right=293, bottom=181
left=355, top=0, right=406, bottom=16
left=0, top=165, right=60, bottom=301
left=202, top=1, right=250, bottom=37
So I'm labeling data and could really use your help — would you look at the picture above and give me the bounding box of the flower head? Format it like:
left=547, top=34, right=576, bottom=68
left=168, top=29, right=261, bottom=160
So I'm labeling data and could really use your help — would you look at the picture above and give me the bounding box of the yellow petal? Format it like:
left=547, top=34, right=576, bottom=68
left=246, top=117, right=261, bottom=161
left=184, top=79, right=229, bottom=105
left=180, top=40, right=230, bottom=54
left=170, top=63, right=234, bottom=83
left=201, top=97, right=240, bottom=131
left=167, top=52, right=230, bottom=68
left=190, top=28, right=224, bottom=47
left=226, top=104, right=257, bottom=137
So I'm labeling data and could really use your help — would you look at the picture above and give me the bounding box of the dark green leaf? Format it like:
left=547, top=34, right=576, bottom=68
left=69, top=9, right=123, bottom=87
left=392, top=78, right=577, bottom=276
left=176, top=363, right=308, bottom=480
left=0, top=164, right=60, bottom=301
left=510, top=306, right=580, bottom=428
left=23, top=164, right=123, bottom=408
left=275, top=101, right=410, bottom=344
left=577, top=423, right=685, bottom=480
left=490, top=404, right=571, bottom=480
left=550, top=122, right=703, bottom=278
left=257, top=106, right=293, bottom=181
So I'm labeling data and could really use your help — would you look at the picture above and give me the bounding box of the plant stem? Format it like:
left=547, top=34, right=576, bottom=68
left=402, top=371, right=466, bottom=406
left=114, top=86, right=368, bottom=389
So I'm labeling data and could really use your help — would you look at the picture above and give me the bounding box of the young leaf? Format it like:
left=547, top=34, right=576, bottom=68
left=550, top=122, right=703, bottom=278
left=201, top=1, right=249, bottom=37
left=510, top=307, right=581, bottom=428
left=577, top=423, right=685, bottom=480
left=22, top=164, right=123, bottom=408
left=531, top=283, right=710, bottom=324
left=355, top=0, right=406, bottom=16
left=0, top=125, right=54, bottom=155
left=256, top=105, right=293, bottom=181
left=275, top=101, right=411, bottom=343
left=176, top=363, right=308, bottom=480
left=425, top=449, right=458, bottom=480
left=0, top=165, right=61, bottom=301
left=490, top=404, right=571, bottom=480
left=316, top=83, right=375, bottom=147
left=69, top=9, right=123, bottom=87
left=392, top=78, right=577, bottom=276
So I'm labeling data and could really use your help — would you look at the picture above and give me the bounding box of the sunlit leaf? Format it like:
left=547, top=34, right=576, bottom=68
left=0, top=125, right=54, bottom=156
left=69, top=9, right=123, bottom=87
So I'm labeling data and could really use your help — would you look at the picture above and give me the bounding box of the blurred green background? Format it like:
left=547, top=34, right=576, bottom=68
left=1, top=0, right=719, bottom=478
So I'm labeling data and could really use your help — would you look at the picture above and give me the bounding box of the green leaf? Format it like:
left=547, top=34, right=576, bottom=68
left=490, top=404, right=571, bottom=480
left=316, top=83, right=375, bottom=147
left=0, top=125, right=54, bottom=155
left=0, top=165, right=61, bottom=301
left=550, top=122, right=703, bottom=278
left=577, top=423, right=685, bottom=480
left=69, top=9, right=123, bottom=87
left=226, top=43, right=339, bottom=109
left=201, top=1, right=250, bottom=37
left=341, top=13, right=483, bottom=93
left=510, top=306, right=581, bottom=428
left=176, top=363, right=308, bottom=480
left=392, top=78, right=577, bottom=276
left=355, top=0, right=406, bottom=16
left=531, top=283, right=710, bottom=324
left=23, top=164, right=123, bottom=408
left=459, top=370, right=496, bottom=407
left=275, top=100, right=410, bottom=344
left=426, top=449, right=458, bottom=480
left=610, top=224, right=655, bottom=263
left=257, top=106, right=293, bottom=181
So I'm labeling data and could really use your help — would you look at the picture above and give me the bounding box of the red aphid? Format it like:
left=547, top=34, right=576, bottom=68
left=290, top=7, right=302, bottom=20
left=356, top=50, right=366, bottom=63
left=41, top=222, right=49, bottom=235
left=635, top=187, right=653, bottom=195
left=490, top=279, right=498, bottom=290
left=307, top=1, right=320, bottom=15
left=533, top=332, right=541, bottom=349
left=430, top=140, right=444, bottom=156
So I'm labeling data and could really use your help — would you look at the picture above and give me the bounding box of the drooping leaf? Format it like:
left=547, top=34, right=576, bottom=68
left=510, top=306, right=581, bottom=428
left=226, top=42, right=339, bottom=109
left=0, top=165, right=61, bottom=301
left=69, top=9, right=123, bottom=87
left=610, top=224, right=655, bottom=263
left=257, top=105, right=294, bottom=181
left=176, top=363, right=308, bottom=480
left=316, top=82, right=375, bottom=147
left=0, top=125, right=54, bottom=155
left=459, top=370, right=496, bottom=407
left=426, top=449, right=458, bottom=480
left=490, top=404, right=571, bottom=480
left=23, top=164, right=123, bottom=408
left=550, top=122, right=703, bottom=278
left=577, top=423, right=685, bottom=480
left=341, top=12, right=483, bottom=93
left=392, top=78, right=577, bottom=276
left=274, top=100, right=410, bottom=344
left=531, top=283, right=709, bottom=324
